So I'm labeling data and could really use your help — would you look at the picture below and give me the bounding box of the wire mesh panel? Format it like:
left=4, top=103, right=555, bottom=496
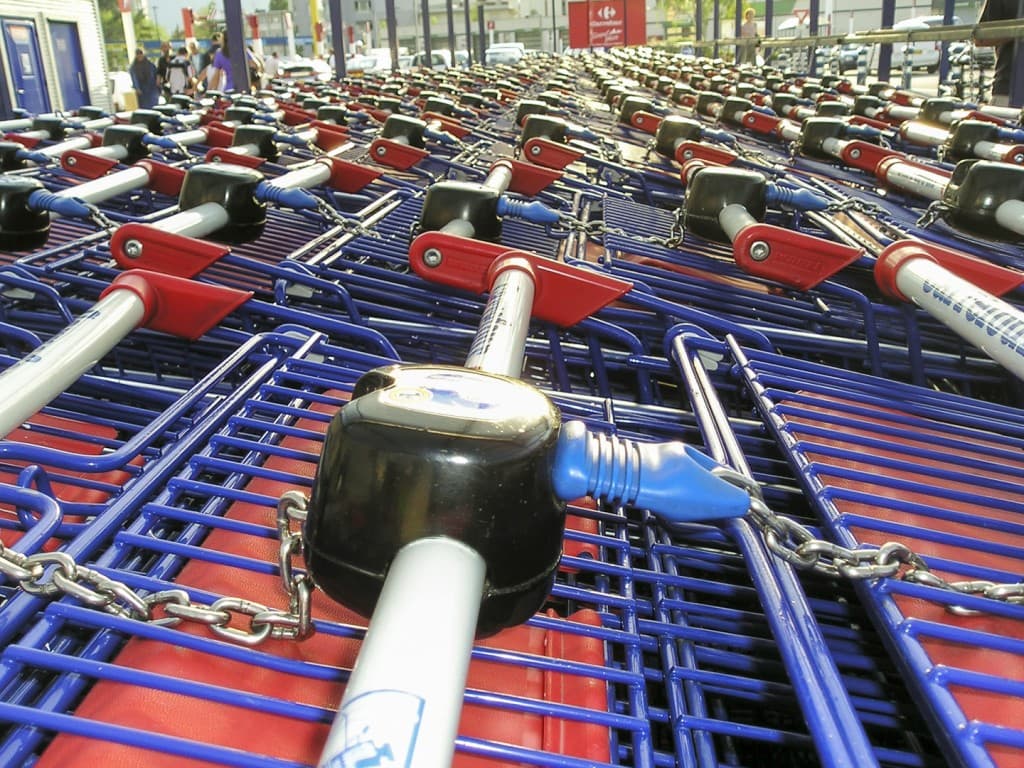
left=710, top=333, right=1024, bottom=768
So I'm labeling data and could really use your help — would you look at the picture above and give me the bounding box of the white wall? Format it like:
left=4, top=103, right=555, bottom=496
left=0, top=0, right=110, bottom=112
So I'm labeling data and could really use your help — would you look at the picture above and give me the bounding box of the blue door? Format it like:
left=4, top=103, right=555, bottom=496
left=48, top=21, right=88, bottom=110
left=2, top=19, right=50, bottom=114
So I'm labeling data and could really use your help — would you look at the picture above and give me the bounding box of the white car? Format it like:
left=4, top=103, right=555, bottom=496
left=871, top=15, right=962, bottom=73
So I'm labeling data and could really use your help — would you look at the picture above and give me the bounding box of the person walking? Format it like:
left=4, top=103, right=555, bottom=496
left=155, top=40, right=173, bottom=97
left=739, top=8, right=759, bottom=65
left=166, top=46, right=196, bottom=95
left=207, top=35, right=235, bottom=92
left=976, top=0, right=1021, bottom=107
left=129, top=48, right=160, bottom=108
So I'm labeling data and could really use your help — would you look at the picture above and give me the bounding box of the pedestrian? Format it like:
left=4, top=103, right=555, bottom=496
left=207, top=35, right=235, bottom=92
left=166, top=46, right=195, bottom=95
left=188, top=40, right=203, bottom=78
left=198, top=33, right=222, bottom=90
left=976, top=0, right=1020, bottom=107
left=129, top=48, right=160, bottom=108
left=264, top=51, right=281, bottom=82
left=247, top=45, right=264, bottom=90
left=739, top=8, right=759, bottom=65
left=155, top=40, right=173, bottom=96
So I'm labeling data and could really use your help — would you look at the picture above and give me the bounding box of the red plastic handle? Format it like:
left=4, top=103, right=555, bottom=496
left=323, top=157, right=382, bottom=193
left=201, top=123, right=236, bottom=148
left=110, top=223, right=230, bottom=278
left=674, top=141, right=738, bottom=166
left=1002, top=145, right=1024, bottom=164
left=309, top=121, right=351, bottom=152
left=204, top=147, right=264, bottom=167
left=368, top=138, right=429, bottom=170
left=839, top=140, right=906, bottom=175
left=134, top=160, right=186, bottom=197
left=521, top=138, right=584, bottom=170
left=875, top=240, right=1024, bottom=302
left=421, top=112, right=471, bottom=139
left=732, top=223, right=864, bottom=290
left=102, top=270, right=251, bottom=340
left=3, top=132, right=40, bottom=148
left=409, top=232, right=632, bottom=326
left=740, top=110, right=782, bottom=136
left=629, top=111, right=663, bottom=134
left=500, top=159, right=562, bottom=196
left=61, top=150, right=118, bottom=179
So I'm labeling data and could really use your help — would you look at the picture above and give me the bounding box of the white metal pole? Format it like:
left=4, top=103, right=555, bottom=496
left=0, top=289, right=147, bottom=437
left=317, top=537, right=486, bottom=768
left=893, top=255, right=1024, bottom=380
left=996, top=200, right=1024, bottom=237
left=880, top=161, right=949, bottom=200
left=155, top=201, right=231, bottom=237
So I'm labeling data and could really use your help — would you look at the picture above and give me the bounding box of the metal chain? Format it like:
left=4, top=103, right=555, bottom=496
left=916, top=199, right=952, bottom=229
left=0, top=491, right=315, bottom=646
left=712, top=466, right=1024, bottom=613
left=314, top=198, right=381, bottom=239
left=82, top=202, right=118, bottom=234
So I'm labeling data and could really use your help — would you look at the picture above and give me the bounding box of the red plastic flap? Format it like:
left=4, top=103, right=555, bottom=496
left=368, top=138, right=429, bottom=170
left=522, top=138, right=584, bottom=170
left=102, top=270, right=251, bottom=340
left=674, top=141, right=739, bottom=166
left=204, top=147, right=265, bottom=167
left=422, top=112, right=471, bottom=139
left=61, top=150, right=118, bottom=178
left=733, top=222, right=864, bottom=290
left=133, top=161, right=186, bottom=197
left=281, top=107, right=315, bottom=126
left=502, top=158, right=562, bottom=196
left=890, top=90, right=920, bottom=107
left=679, top=93, right=697, bottom=108
left=310, top=118, right=349, bottom=137
left=202, top=124, right=236, bottom=148
left=309, top=123, right=350, bottom=152
left=875, top=240, right=1024, bottom=301
left=740, top=110, right=783, bottom=136
left=840, top=140, right=905, bottom=174
left=3, top=132, right=40, bottom=148
left=324, top=157, right=382, bottom=192
left=409, top=231, right=632, bottom=326
left=1002, top=145, right=1024, bottom=164
left=848, top=114, right=892, bottom=131
left=629, top=111, right=662, bottom=134
left=965, top=110, right=1007, bottom=125
left=110, top=223, right=231, bottom=278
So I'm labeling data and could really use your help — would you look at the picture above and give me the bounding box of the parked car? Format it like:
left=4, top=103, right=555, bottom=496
left=836, top=43, right=868, bottom=73
left=277, top=56, right=331, bottom=82
left=948, top=40, right=995, bottom=68
left=870, top=15, right=962, bottom=73
left=485, top=42, right=526, bottom=66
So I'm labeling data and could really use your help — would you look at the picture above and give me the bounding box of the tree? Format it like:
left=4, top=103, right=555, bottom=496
left=269, top=0, right=290, bottom=10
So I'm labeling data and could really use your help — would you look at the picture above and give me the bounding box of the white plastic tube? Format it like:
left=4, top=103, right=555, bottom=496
left=882, top=161, right=949, bottom=201
left=317, top=537, right=486, bottom=768
left=894, top=256, right=1024, bottom=380
left=0, top=288, right=146, bottom=436
left=996, top=200, right=1024, bottom=237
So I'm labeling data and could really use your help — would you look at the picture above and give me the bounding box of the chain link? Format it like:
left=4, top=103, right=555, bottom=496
left=82, top=201, right=118, bottom=234
left=916, top=199, right=952, bottom=229
left=0, top=492, right=316, bottom=645
left=314, top=198, right=381, bottom=239
left=712, top=467, right=1024, bottom=614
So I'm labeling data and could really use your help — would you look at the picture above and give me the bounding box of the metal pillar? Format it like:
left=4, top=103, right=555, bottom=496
left=712, top=0, right=720, bottom=58
left=446, top=0, right=456, bottom=67
left=939, top=0, right=955, bottom=85
left=1012, top=0, right=1024, bottom=107
left=478, top=4, right=486, bottom=62
left=765, top=0, right=773, bottom=39
left=223, top=0, right=250, bottom=93
left=878, top=0, right=895, bottom=83
left=328, top=0, right=347, bottom=79
left=386, top=0, right=399, bottom=74
left=808, top=0, right=820, bottom=74
left=421, top=0, right=432, bottom=62
left=695, top=0, right=702, bottom=52
left=464, top=0, right=474, bottom=65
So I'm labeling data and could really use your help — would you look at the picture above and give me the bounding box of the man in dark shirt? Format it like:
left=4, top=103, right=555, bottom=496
left=155, top=40, right=173, bottom=96
left=977, top=0, right=1020, bottom=106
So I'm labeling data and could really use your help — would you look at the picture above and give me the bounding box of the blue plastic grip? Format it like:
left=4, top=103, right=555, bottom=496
left=495, top=196, right=562, bottom=225
left=843, top=124, right=882, bottom=140
left=568, top=125, right=601, bottom=142
left=142, top=134, right=179, bottom=149
left=998, top=127, right=1024, bottom=143
left=26, top=190, right=92, bottom=219
left=254, top=182, right=320, bottom=211
left=20, top=151, right=51, bottom=166
left=766, top=184, right=832, bottom=212
left=423, top=127, right=459, bottom=146
left=551, top=420, right=750, bottom=522
left=702, top=127, right=737, bottom=145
